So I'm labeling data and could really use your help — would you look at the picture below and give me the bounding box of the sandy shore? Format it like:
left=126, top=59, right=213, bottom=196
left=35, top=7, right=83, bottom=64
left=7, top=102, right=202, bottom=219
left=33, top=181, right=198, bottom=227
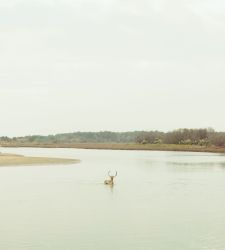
left=2, top=143, right=225, bottom=153
left=0, top=153, right=79, bottom=166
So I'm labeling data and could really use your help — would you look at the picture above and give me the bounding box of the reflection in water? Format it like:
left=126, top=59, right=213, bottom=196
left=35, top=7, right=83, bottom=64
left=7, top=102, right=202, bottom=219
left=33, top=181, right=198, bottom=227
left=107, top=183, right=114, bottom=194
left=166, top=161, right=225, bottom=167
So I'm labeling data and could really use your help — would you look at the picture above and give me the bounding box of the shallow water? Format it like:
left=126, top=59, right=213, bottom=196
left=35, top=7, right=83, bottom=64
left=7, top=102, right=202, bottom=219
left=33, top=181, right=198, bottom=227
left=0, top=147, right=225, bottom=250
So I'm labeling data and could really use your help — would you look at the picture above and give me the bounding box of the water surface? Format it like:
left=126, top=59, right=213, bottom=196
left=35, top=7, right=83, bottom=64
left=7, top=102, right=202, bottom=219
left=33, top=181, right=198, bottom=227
left=0, top=147, right=225, bottom=250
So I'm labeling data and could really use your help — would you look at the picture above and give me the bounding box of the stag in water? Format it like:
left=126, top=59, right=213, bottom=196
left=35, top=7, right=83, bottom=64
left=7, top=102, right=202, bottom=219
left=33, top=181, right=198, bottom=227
left=104, top=171, right=117, bottom=185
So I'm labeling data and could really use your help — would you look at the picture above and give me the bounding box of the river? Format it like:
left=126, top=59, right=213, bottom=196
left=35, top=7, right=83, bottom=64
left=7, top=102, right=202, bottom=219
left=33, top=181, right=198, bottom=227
left=0, top=147, right=225, bottom=250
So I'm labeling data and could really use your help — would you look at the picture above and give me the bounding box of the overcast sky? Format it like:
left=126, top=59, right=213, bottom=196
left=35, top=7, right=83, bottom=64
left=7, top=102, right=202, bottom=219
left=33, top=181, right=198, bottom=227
left=0, top=0, right=225, bottom=136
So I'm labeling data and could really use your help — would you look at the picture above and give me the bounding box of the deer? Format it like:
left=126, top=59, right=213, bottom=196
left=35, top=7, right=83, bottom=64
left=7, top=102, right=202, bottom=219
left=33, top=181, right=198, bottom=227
left=104, top=171, right=117, bottom=185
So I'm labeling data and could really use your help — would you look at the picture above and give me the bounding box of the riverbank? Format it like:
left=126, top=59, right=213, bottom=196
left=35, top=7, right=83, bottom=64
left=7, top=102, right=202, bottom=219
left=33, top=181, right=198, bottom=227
left=0, top=153, right=79, bottom=166
left=1, top=143, right=225, bottom=154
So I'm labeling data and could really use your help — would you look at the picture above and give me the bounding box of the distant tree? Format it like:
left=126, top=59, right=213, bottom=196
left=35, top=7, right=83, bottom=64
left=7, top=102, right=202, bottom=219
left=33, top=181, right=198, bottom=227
left=2, top=128, right=225, bottom=147
left=208, top=132, right=225, bottom=147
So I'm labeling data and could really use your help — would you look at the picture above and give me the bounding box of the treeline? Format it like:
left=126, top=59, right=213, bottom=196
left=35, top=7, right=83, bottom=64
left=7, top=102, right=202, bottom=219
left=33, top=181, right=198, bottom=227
left=1, top=128, right=225, bottom=147
left=0, top=131, right=140, bottom=144
left=135, top=128, right=225, bottom=147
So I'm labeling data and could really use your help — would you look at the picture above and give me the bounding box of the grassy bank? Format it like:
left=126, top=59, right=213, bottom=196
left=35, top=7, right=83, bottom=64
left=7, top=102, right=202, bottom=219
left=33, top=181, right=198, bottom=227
left=0, top=153, right=79, bottom=166
left=1, top=143, right=225, bottom=154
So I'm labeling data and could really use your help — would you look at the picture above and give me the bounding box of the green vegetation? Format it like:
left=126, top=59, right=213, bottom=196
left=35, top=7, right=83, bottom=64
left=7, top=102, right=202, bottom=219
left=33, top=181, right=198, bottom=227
left=1, top=128, right=225, bottom=153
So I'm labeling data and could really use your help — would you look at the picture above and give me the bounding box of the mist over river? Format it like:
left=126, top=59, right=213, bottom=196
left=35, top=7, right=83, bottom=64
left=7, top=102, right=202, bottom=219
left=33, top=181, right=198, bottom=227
left=0, top=147, right=225, bottom=250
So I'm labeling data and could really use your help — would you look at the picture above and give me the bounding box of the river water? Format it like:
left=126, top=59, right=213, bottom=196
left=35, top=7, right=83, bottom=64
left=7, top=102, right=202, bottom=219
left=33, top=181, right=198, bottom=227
left=0, top=147, right=225, bottom=250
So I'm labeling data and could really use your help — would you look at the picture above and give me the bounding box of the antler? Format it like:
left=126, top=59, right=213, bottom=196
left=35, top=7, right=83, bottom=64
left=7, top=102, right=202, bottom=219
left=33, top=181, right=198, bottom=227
left=108, top=170, right=117, bottom=177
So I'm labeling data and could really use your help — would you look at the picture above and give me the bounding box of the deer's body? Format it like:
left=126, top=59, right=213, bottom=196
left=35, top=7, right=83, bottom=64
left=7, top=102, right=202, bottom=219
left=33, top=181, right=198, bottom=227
left=104, top=171, right=117, bottom=185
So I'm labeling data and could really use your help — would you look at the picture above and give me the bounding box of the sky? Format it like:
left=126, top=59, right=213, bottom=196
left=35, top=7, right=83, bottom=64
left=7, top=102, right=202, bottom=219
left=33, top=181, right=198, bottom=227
left=0, top=0, right=225, bottom=136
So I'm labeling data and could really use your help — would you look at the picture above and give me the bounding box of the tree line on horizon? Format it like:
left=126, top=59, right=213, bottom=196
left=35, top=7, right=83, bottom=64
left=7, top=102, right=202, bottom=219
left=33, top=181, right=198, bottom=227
left=0, top=128, right=225, bottom=147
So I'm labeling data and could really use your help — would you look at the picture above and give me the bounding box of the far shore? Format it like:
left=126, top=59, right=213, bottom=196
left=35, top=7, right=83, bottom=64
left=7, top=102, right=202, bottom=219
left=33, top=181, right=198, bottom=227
left=0, top=153, right=79, bottom=167
left=1, top=143, right=225, bottom=154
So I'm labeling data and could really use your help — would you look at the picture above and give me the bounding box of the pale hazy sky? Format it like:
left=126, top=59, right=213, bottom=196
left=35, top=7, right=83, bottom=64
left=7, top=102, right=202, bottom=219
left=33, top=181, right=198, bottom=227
left=0, top=0, right=225, bottom=136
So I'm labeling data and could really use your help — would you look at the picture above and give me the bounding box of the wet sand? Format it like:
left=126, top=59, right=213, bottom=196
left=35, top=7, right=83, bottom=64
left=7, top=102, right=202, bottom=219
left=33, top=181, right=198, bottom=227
left=0, top=153, right=79, bottom=166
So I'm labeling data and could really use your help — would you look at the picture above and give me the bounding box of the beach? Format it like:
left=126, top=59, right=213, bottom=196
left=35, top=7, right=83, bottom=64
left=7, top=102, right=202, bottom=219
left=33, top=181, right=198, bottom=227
left=0, top=153, right=79, bottom=166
